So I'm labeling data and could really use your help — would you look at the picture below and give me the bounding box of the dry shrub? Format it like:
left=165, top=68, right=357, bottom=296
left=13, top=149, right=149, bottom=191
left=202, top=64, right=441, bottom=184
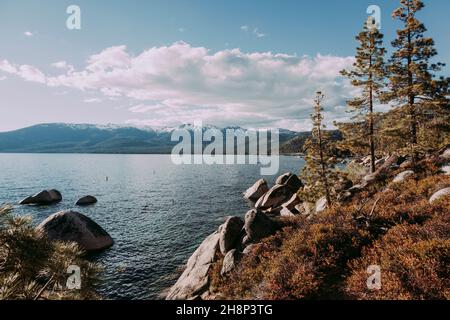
left=0, top=206, right=101, bottom=300
left=213, top=174, right=450, bottom=300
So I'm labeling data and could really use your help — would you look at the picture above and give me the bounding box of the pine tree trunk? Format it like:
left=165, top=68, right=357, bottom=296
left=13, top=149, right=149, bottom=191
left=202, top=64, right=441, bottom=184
left=317, top=126, right=331, bottom=206
left=407, top=25, right=418, bottom=166
left=369, top=48, right=376, bottom=174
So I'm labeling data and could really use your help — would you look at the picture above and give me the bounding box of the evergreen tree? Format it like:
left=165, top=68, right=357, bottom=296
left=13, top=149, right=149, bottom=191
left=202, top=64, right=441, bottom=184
left=301, top=92, right=338, bottom=206
left=387, top=0, right=449, bottom=162
left=339, top=20, right=387, bottom=173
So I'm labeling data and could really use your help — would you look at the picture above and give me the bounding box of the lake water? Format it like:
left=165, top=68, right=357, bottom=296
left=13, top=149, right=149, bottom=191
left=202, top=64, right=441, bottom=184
left=0, top=154, right=305, bottom=299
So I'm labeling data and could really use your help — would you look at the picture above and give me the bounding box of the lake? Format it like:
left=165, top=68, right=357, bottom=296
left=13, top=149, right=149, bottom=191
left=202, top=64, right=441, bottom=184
left=0, top=154, right=305, bottom=299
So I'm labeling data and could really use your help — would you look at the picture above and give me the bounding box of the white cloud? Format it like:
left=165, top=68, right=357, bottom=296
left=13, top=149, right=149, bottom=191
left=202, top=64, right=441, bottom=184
left=241, top=25, right=267, bottom=38
left=0, top=76, right=6, bottom=81
left=0, top=42, right=355, bottom=130
left=24, top=31, right=33, bottom=37
left=84, top=98, right=102, bottom=103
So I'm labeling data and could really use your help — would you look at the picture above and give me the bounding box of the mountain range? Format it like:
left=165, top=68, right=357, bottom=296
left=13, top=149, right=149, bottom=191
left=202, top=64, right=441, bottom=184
left=0, top=123, right=340, bottom=154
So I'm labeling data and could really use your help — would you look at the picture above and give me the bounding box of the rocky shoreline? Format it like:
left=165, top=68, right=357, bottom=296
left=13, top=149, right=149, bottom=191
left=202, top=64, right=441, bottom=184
left=165, top=146, right=450, bottom=300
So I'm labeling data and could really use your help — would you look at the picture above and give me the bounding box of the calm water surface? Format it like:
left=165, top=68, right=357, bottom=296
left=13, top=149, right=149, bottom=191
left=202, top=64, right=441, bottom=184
left=0, top=154, right=305, bottom=299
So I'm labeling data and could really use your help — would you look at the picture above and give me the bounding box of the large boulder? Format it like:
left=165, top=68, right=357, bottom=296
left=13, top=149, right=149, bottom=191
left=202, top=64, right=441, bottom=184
left=275, top=172, right=292, bottom=185
left=244, top=209, right=277, bottom=242
left=429, top=187, right=450, bottom=204
left=166, top=231, right=220, bottom=300
left=76, top=195, right=98, bottom=206
left=255, top=185, right=294, bottom=210
left=243, top=179, right=269, bottom=202
left=284, top=174, right=303, bottom=192
left=392, top=170, right=415, bottom=183
left=37, top=210, right=113, bottom=252
left=20, top=189, right=62, bottom=205
left=219, top=216, right=244, bottom=255
left=275, top=173, right=303, bottom=192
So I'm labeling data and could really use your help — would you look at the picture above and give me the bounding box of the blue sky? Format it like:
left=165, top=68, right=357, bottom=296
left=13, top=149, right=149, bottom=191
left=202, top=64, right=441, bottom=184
left=0, top=0, right=449, bottom=132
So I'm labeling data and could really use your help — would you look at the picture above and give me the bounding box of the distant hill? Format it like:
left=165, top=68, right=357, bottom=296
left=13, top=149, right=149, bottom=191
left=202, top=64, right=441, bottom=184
left=0, top=123, right=320, bottom=154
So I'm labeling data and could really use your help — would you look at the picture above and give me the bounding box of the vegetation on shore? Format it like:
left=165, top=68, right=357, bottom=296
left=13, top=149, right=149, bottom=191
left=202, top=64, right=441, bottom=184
left=0, top=206, right=101, bottom=300
left=211, top=166, right=449, bottom=299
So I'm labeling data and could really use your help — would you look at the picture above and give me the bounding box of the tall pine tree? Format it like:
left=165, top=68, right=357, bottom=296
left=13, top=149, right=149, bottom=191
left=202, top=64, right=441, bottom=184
left=340, top=19, right=386, bottom=173
left=301, top=92, right=338, bottom=206
left=387, top=0, right=449, bottom=162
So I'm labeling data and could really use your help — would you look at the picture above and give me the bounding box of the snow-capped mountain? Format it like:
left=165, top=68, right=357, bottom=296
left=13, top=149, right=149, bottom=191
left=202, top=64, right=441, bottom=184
left=0, top=123, right=303, bottom=154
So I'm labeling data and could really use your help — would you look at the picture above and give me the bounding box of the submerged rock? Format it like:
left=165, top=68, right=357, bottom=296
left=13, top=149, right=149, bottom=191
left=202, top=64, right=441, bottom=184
left=20, top=189, right=62, bottom=205
left=76, top=195, right=98, bottom=206
left=37, top=210, right=113, bottom=252
left=219, top=216, right=244, bottom=255
left=429, top=187, right=450, bottom=204
left=166, top=231, right=220, bottom=300
left=243, top=179, right=269, bottom=202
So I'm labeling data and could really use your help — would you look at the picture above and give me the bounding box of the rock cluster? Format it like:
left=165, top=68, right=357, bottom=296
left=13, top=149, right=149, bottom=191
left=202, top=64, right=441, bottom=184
left=19, top=189, right=112, bottom=252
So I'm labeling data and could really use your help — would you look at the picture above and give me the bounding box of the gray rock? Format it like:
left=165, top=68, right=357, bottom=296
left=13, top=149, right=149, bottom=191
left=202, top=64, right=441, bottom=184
left=243, top=179, right=269, bottom=202
left=219, top=216, right=244, bottom=255
left=392, top=170, right=414, bottom=183
left=440, top=165, right=450, bottom=175
left=315, top=197, right=328, bottom=213
left=255, top=184, right=293, bottom=210
left=429, top=187, right=450, bottom=204
left=440, top=148, right=450, bottom=161
left=244, top=209, right=277, bottom=242
left=20, top=189, right=62, bottom=205
left=275, top=172, right=292, bottom=185
left=283, top=174, right=303, bottom=192
left=242, top=244, right=256, bottom=255
left=166, top=231, right=220, bottom=300
left=221, top=249, right=239, bottom=275
left=282, top=194, right=301, bottom=211
left=37, top=210, right=113, bottom=252
left=280, top=207, right=296, bottom=217
left=76, top=195, right=98, bottom=206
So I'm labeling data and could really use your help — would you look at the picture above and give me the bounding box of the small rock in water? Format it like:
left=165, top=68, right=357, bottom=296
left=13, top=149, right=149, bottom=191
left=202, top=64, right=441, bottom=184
left=19, top=189, right=62, bottom=205
left=76, top=195, right=98, bottom=206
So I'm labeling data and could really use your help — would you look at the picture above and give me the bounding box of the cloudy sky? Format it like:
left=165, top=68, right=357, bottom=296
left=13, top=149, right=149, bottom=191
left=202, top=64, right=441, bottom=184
left=0, top=0, right=449, bottom=132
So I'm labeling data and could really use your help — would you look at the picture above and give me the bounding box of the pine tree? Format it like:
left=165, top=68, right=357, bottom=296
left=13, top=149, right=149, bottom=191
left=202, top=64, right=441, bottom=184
left=301, top=92, right=338, bottom=206
left=387, top=0, right=449, bottom=162
left=339, top=20, right=387, bottom=173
